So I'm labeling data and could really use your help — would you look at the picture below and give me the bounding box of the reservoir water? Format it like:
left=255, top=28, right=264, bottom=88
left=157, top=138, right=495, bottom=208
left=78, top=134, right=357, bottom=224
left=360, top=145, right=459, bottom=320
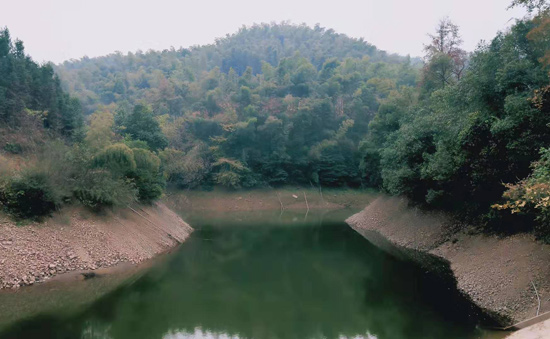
left=0, top=209, right=495, bottom=338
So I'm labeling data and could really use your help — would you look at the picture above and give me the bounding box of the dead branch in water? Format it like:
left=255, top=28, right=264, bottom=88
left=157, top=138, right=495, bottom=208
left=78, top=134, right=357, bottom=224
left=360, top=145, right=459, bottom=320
left=303, top=191, right=310, bottom=221
left=531, top=280, right=541, bottom=316
left=277, top=192, right=284, bottom=211
left=276, top=192, right=284, bottom=218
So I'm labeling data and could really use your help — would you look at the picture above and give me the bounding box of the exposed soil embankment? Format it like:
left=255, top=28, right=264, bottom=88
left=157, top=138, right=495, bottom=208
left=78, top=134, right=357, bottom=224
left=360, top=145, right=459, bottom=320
left=0, top=203, right=192, bottom=290
left=164, top=187, right=375, bottom=213
left=346, top=196, right=550, bottom=326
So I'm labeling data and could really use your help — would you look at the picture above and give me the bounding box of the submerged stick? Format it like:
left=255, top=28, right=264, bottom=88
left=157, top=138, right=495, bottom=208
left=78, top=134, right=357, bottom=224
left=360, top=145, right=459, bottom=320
left=303, top=191, right=310, bottom=221
left=277, top=192, right=284, bottom=211
left=277, top=192, right=284, bottom=218
left=531, top=280, right=541, bottom=316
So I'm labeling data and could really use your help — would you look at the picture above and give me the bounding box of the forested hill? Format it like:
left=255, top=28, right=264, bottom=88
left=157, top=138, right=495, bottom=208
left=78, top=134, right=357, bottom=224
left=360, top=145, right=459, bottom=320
left=3, top=1, right=550, bottom=242
left=55, top=13, right=550, bottom=240
left=54, top=23, right=419, bottom=190
left=0, top=22, right=418, bottom=221
left=56, top=23, right=416, bottom=115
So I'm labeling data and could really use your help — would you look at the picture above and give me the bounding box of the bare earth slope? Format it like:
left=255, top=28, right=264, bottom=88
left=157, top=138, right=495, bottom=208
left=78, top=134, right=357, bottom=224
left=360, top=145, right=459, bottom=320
left=506, top=318, right=550, bottom=338
left=346, top=195, right=550, bottom=326
left=0, top=203, right=192, bottom=290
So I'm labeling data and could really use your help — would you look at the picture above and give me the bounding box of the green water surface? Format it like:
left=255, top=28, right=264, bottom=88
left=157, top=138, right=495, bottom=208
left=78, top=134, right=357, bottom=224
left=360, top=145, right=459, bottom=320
left=0, top=209, right=491, bottom=339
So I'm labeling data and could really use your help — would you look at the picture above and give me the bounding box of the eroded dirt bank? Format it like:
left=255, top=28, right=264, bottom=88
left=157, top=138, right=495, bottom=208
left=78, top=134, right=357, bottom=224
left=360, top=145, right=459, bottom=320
left=164, top=187, right=375, bottom=213
left=346, top=195, right=550, bottom=326
left=0, top=203, right=192, bottom=290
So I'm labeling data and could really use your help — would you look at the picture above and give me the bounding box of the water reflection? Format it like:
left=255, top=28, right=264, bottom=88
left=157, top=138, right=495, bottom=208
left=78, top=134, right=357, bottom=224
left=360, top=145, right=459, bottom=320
left=164, top=328, right=241, bottom=339
left=163, top=328, right=378, bottom=339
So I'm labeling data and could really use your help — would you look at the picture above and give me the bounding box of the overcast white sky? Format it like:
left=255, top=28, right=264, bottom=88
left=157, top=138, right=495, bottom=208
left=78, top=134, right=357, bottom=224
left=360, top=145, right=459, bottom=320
left=0, top=0, right=527, bottom=64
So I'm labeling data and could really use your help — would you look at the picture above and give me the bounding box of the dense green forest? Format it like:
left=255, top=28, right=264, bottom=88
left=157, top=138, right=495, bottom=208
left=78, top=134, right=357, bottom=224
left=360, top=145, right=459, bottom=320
left=55, top=22, right=418, bottom=189
left=0, top=28, right=164, bottom=217
left=1, top=0, right=550, bottom=240
left=0, top=29, right=83, bottom=141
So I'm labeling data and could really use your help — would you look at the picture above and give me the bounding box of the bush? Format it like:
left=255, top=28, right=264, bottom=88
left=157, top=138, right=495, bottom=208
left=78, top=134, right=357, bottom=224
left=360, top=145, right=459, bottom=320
left=0, top=140, right=168, bottom=219
left=93, top=143, right=136, bottom=174
left=159, top=145, right=212, bottom=189
left=3, top=142, right=23, bottom=154
left=92, top=144, right=164, bottom=203
left=132, top=148, right=160, bottom=173
left=0, top=155, right=15, bottom=184
left=128, top=148, right=164, bottom=202
left=0, top=171, right=60, bottom=218
left=212, top=158, right=251, bottom=189
left=73, top=170, right=137, bottom=209
left=493, top=148, right=550, bottom=242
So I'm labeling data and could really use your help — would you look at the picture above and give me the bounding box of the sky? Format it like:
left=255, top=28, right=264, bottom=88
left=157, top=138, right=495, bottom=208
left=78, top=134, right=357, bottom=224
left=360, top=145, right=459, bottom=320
left=0, top=0, right=528, bottom=64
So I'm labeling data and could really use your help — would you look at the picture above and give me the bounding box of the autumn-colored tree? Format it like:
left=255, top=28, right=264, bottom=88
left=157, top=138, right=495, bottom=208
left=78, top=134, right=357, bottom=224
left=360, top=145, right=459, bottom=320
left=85, top=107, right=116, bottom=153
left=526, top=8, right=550, bottom=69
left=493, top=148, right=550, bottom=240
left=421, top=18, right=467, bottom=92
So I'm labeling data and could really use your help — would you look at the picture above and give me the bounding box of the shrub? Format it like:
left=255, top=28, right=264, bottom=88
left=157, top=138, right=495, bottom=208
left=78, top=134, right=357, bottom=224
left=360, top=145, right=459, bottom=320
left=132, top=148, right=160, bottom=174
left=93, top=143, right=136, bottom=174
left=3, top=142, right=23, bottom=154
left=91, top=144, right=164, bottom=203
left=0, top=155, right=16, bottom=184
left=0, top=171, right=60, bottom=218
left=73, top=170, right=137, bottom=209
left=493, top=148, right=550, bottom=242
left=215, top=171, right=242, bottom=188
left=128, top=148, right=164, bottom=203
left=124, top=139, right=150, bottom=150
left=212, top=158, right=251, bottom=189
left=159, top=145, right=212, bottom=189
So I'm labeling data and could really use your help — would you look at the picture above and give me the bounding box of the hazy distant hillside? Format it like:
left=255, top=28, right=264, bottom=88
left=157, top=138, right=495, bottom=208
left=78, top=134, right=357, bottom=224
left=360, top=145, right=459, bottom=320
left=51, top=22, right=420, bottom=190
left=56, top=23, right=417, bottom=115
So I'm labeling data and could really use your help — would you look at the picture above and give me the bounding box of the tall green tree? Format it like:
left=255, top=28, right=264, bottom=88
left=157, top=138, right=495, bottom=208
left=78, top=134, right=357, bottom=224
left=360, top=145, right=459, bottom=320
left=116, top=104, right=168, bottom=151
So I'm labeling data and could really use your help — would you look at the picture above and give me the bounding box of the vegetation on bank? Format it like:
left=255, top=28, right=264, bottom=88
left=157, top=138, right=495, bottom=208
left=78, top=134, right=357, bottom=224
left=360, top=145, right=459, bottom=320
left=2, top=21, right=417, bottom=219
left=358, top=2, right=550, bottom=239
left=56, top=23, right=417, bottom=190
left=1, top=0, right=550, bottom=242
left=0, top=29, right=165, bottom=218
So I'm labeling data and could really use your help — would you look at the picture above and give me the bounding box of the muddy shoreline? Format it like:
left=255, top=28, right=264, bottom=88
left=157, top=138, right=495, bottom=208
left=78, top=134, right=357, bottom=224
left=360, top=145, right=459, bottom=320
left=346, top=195, right=550, bottom=326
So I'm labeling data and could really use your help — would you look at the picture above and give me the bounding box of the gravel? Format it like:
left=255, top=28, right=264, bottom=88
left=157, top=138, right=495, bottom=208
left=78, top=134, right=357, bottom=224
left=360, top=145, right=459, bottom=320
left=346, top=195, right=550, bottom=325
left=0, top=203, right=192, bottom=290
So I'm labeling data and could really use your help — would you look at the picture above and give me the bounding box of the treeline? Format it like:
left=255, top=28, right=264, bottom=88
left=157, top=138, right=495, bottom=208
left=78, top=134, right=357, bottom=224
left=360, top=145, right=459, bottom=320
left=361, top=6, right=550, bottom=238
left=0, top=29, right=83, bottom=141
left=3, top=1, right=550, bottom=241
left=0, top=29, right=164, bottom=218
left=1, top=23, right=415, bottom=219
left=56, top=9, right=550, bottom=239
left=57, top=22, right=412, bottom=115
